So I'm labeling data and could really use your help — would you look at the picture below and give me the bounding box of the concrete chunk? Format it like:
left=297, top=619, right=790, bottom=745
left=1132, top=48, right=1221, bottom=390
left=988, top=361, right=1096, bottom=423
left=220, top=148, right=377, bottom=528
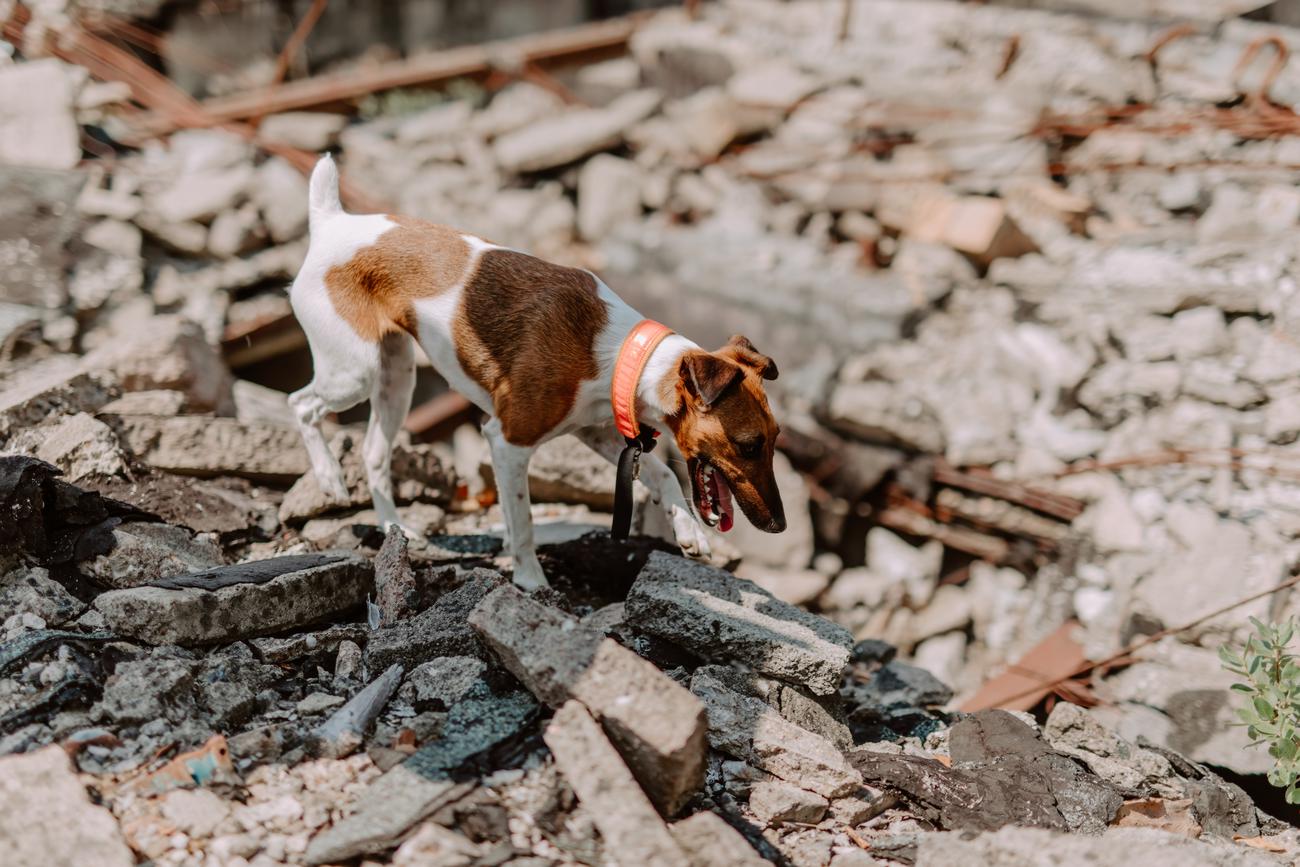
left=493, top=89, right=660, bottom=173
left=94, top=554, right=372, bottom=644
left=670, top=811, right=768, bottom=867
left=626, top=551, right=853, bottom=695
left=0, top=747, right=134, bottom=867
left=0, top=357, right=117, bottom=440
left=470, top=585, right=706, bottom=815
left=544, top=701, right=689, bottom=867
left=106, top=414, right=308, bottom=481
left=695, top=664, right=853, bottom=749
left=691, top=669, right=861, bottom=798
left=749, top=780, right=829, bottom=827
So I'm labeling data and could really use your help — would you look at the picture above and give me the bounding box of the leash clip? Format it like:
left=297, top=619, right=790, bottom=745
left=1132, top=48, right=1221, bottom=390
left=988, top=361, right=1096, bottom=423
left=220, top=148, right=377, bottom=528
left=612, top=424, right=659, bottom=543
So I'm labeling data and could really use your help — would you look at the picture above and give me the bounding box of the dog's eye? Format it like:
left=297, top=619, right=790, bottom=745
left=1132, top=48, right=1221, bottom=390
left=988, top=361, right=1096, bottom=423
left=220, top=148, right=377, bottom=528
left=736, top=435, right=764, bottom=459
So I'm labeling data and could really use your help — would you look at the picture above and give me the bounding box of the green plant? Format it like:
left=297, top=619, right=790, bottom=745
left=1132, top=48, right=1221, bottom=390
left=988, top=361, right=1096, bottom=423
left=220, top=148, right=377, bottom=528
left=1219, top=617, right=1300, bottom=805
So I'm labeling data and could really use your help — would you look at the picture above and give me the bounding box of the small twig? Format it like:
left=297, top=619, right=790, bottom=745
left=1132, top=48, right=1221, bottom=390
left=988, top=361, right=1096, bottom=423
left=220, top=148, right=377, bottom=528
left=987, top=573, right=1300, bottom=709
left=844, top=826, right=871, bottom=850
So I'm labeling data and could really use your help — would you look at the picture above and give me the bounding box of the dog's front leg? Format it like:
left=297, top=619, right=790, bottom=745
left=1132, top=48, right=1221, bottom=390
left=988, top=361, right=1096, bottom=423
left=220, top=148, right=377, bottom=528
left=574, top=427, right=711, bottom=560
left=483, top=417, right=547, bottom=589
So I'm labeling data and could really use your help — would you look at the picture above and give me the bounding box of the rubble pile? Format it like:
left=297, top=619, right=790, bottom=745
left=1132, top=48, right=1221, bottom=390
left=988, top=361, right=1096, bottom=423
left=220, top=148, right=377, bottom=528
left=5, top=0, right=1300, bottom=862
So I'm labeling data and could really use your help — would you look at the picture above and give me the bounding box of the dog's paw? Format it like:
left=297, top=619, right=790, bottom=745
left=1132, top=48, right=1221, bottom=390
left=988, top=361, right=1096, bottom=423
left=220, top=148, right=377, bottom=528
left=511, top=554, right=550, bottom=590
left=671, top=504, right=712, bottom=560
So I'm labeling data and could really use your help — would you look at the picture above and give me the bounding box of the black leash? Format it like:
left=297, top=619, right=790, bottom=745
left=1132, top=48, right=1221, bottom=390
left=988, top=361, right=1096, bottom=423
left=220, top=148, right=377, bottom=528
left=611, top=425, right=658, bottom=542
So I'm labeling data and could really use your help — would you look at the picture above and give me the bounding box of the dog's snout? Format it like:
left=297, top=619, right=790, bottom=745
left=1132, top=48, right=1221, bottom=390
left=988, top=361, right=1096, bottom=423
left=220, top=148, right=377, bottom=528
left=766, top=515, right=786, bottom=533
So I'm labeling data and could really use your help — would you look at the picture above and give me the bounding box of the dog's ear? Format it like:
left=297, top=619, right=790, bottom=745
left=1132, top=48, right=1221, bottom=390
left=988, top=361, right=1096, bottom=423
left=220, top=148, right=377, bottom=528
left=726, top=334, right=779, bottom=381
left=681, top=350, right=742, bottom=407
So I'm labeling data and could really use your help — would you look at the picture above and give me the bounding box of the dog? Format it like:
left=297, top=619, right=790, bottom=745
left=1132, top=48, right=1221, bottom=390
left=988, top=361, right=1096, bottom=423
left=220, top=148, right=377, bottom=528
left=287, top=155, right=786, bottom=588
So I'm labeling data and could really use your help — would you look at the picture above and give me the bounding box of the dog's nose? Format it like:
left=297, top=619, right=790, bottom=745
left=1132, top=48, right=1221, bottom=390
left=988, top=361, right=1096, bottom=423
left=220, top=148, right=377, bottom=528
left=766, top=515, right=786, bottom=533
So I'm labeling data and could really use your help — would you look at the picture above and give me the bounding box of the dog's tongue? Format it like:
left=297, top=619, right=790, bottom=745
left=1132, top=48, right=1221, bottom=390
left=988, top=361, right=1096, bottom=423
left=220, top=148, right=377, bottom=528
left=717, top=476, right=734, bottom=532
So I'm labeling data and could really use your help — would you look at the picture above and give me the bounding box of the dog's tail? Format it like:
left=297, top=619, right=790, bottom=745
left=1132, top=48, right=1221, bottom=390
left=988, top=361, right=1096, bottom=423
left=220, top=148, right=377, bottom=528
left=308, top=154, right=342, bottom=230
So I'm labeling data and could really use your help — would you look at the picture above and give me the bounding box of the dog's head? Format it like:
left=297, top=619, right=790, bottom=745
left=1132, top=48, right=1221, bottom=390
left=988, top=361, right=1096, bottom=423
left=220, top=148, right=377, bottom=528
left=665, top=335, right=786, bottom=534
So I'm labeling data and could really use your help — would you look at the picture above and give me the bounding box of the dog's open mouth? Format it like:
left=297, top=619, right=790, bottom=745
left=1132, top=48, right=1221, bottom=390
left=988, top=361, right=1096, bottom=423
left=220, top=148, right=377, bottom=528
left=692, top=460, right=735, bottom=532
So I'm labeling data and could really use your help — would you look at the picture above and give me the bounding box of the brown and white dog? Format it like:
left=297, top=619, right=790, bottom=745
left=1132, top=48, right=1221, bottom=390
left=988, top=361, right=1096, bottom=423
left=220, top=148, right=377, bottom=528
left=287, top=156, right=786, bottom=588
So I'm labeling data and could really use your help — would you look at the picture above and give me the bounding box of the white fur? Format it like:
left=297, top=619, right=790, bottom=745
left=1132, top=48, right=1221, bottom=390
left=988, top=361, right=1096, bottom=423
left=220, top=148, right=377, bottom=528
left=290, top=157, right=710, bottom=585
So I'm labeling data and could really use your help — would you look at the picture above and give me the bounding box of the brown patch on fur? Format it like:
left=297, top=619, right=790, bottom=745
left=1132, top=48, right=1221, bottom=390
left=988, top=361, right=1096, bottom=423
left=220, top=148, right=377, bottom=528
left=325, top=216, right=472, bottom=341
left=664, top=337, right=785, bottom=532
left=455, top=249, right=608, bottom=446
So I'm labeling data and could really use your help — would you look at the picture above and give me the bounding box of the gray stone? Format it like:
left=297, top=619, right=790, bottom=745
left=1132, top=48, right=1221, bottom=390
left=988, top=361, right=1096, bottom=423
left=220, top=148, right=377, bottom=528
left=914, top=826, right=1279, bottom=867
left=544, top=701, right=689, bottom=865
left=0, top=568, right=84, bottom=628
left=844, top=660, right=954, bottom=711
left=80, top=522, right=224, bottom=589
left=399, top=656, right=488, bottom=708
left=298, top=692, right=346, bottom=715
left=1044, top=703, right=1173, bottom=792
left=365, top=571, right=503, bottom=671
left=94, top=555, right=373, bottom=645
left=470, top=584, right=707, bottom=815
left=257, top=112, right=348, bottom=151
left=7, top=412, right=127, bottom=482
left=252, top=157, right=309, bottom=243
left=493, top=89, right=661, bottom=173
left=672, top=812, right=767, bottom=866
left=0, top=60, right=81, bottom=171
left=695, top=664, right=853, bottom=750
left=748, top=780, right=828, bottom=827
left=0, top=358, right=117, bottom=440
left=626, top=551, right=852, bottom=695
left=826, top=380, right=945, bottom=453
left=100, top=656, right=198, bottom=724
left=577, top=154, right=643, bottom=241
left=690, top=669, right=860, bottom=798
left=160, top=788, right=231, bottom=838
left=0, top=747, right=134, bottom=867
left=82, top=315, right=234, bottom=413
left=207, top=203, right=263, bottom=258
left=107, top=414, right=308, bottom=481
left=148, top=164, right=253, bottom=224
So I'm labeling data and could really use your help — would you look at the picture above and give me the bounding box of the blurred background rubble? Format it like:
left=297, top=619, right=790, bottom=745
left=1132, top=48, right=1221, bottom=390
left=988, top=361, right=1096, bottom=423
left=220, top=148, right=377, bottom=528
left=7, top=0, right=1300, bottom=863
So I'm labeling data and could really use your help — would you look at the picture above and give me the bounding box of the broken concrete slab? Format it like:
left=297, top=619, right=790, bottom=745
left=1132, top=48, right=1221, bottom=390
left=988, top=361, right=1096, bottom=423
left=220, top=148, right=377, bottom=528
left=695, top=664, right=853, bottom=750
left=279, top=431, right=452, bottom=523
left=82, top=315, right=234, bottom=413
left=577, top=154, right=644, bottom=242
left=79, top=521, right=224, bottom=589
left=399, top=656, right=489, bottom=709
left=105, top=414, right=309, bottom=481
left=1044, top=702, right=1174, bottom=792
left=7, top=412, right=128, bottom=481
left=374, top=525, right=420, bottom=625
left=691, top=668, right=860, bottom=798
left=0, top=358, right=117, bottom=441
left=305, top=689, right=536, bottom=864
left=670, top=810, right=768, bottom=867
left=544, top=701, right=690, bottom=867
left=626, top=551, right=852, bottom=695
left=0, top=746, right=134, bottom=867
left=94, top=554, right=373, bottom=644
left=853, top=710, right=1122, bottom=834
left=0, top=567, right=85, bottom=628
left=364, top=570, right=504, bottom=671
left=470, top=584, right=707, bottom=815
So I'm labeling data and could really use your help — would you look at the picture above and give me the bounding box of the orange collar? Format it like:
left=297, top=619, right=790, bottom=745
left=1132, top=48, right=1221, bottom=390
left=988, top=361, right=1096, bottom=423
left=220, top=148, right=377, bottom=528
left=611, top=319, right=674, bottom=440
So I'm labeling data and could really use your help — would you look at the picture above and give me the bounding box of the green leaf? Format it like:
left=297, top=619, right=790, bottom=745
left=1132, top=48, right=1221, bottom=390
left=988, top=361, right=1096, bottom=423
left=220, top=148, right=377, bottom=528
left=1231, top=683, right=1255, bottom=694
left=1288, top=784, right=1300, bottom=805
left=1255, top=696, right=1275, bottom=718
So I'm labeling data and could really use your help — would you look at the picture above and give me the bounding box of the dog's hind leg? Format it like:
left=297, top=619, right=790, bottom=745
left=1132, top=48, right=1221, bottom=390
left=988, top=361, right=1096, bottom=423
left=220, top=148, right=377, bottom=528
left=483, top=416, right=546, bottom=589
left=288, top=289, right=379, bottom=504
left=364, top=332, right=416, bottom=531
